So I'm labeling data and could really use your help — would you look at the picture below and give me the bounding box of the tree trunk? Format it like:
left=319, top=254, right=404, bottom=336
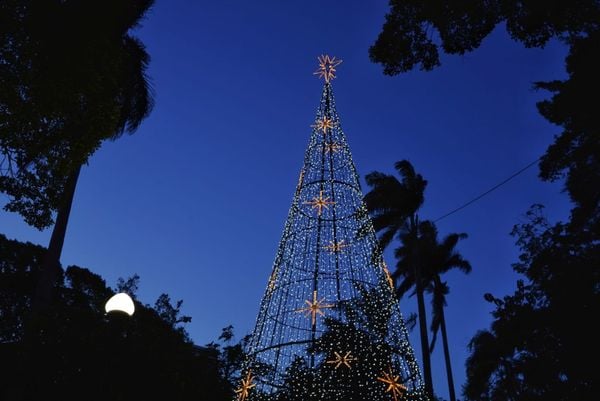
left=440, top=305, right=457, bottom=401
left=32, top=164, right=82, bottom=314
left=412, top=214, right=434, bottom=398
left=416, top=279, right=434, bottom=397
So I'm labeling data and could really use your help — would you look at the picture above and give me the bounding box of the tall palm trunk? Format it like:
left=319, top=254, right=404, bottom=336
left=412, top=215, right=434, bottom=398
left=32, top=165, right=81, bottom=313
left=439, top=303, right=456, bottom=401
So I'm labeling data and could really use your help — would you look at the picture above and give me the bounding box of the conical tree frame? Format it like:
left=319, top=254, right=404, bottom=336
left=238, top=69, right=429, bottom=401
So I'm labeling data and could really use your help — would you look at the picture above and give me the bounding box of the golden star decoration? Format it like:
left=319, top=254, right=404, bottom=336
left=326, top=351, right=357, bottom=369
left=304, top=190, right=335, bottom=216
left=312, top=116, right=335, bottom=134
left=314, top=54, right=342, bottom=83
left=377, top=368, right=407, bottom=401
left=295, top=290, right=334, bottom=325
left=325, top=141, right=342, bottom=153
left=235, top=371, right=256, bottom=401
left=381, top=261, right=395, bottom=291
left=323, top=240, right=349, bottom=254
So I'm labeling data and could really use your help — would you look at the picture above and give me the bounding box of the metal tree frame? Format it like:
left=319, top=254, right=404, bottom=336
left=238, top=58, right=429, bottom=401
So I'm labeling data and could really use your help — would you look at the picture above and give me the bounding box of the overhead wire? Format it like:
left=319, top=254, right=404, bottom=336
left=434, top=156, right=542, bottom=222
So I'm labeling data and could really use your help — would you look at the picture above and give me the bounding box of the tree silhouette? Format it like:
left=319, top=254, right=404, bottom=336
left=0, top=233, right=231, bottom=401
left=369, top=0, right=600, bottom=231
left=464, top=206, right=598, bottom=401
left=364, top=160, right=434, bottom=397
left=369, top=6, right=599, bottom=399
left=0, top=0, right=155, bottom=316
left=418, top=223, right=471, bottom=401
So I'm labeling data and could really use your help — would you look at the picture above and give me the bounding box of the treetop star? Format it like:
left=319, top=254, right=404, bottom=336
left=295, top=290, right=334, bottom=325
left=235, top=371, right=256, bottom=401
left=377, top=367, right=407, bottom=401
left=304, top=190, right=335, bottom=216
left=326, top=351, right=357, bottom=369
left=314, top=54, right=342, bottom=83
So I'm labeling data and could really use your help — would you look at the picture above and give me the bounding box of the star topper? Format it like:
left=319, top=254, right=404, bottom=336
left=377, top=367, right=408, bottom=401
left=314, top=54, right=342, bottom=83
left=235, top=371, right=256, bottom=401
left=296, top=290, right=334, bottom=325
left=304, top=190, right=335, bottom=216
left=327, top=351, right=358, bottom=369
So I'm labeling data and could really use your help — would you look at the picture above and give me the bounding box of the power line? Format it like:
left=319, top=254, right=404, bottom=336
left=434, top=156, right=542, bottom=223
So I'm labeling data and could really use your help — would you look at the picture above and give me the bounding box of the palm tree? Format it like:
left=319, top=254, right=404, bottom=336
left=424, top=227, right=472, bottom=401
left=364, top=160, right=434, bottom=397
left=33, top=1, right=155, bottom=314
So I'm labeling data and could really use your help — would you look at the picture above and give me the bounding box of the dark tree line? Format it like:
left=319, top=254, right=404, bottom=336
left=0, top=233, right=246, bottom=401
left=370, top=1, right=600, bottom=400
left=0, top=0, right=155, bottom=322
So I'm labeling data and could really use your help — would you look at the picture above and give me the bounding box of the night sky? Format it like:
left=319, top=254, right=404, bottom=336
left=0, top=1, right=572, bottom=399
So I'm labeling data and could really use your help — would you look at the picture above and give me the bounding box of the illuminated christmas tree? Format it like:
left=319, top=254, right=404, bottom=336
left=236, top=55, right=429, bottom=401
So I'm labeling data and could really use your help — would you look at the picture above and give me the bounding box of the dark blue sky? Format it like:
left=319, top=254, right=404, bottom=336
left=0, top=1, right=571, bottom=399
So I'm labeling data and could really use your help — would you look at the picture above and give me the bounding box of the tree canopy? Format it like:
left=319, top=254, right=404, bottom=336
left=371, top=4, right=599, bottom=399
left=464, top=206, right=598, bottom=401
left=0, top=233, right=235, bottom=400
left=371, top=0, right=600, bottom=231
left=0, top=0, right=154, bottom=229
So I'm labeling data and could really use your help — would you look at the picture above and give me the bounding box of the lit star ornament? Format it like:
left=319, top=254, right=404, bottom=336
left=324, top=240, right=349, bottom=253
left=377, top=367, right=408, bottom=401
left=327, top=351, right=357, bottom=369
left=235, top=371, right=256, bottom=401
left=296, top=290, right=334, bottom=325
left=314, top=54, right=342, bottom=83
left=325, top=141, right=342, bottom=153
left=312, top=116, right=335, bottom=134
left=304, top=190, right=335, bottom=216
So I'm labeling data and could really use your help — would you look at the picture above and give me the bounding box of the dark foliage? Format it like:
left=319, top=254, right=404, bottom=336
left=370, top=0, right=600, bottom=232
left=370, top=0, right=600, bottom=74
left=536, top=30, right=600, bottom=230
left=0, top=234, right=231, bottom=401
left=464, top=206, right=599, bottom=401
left=0, top=0, right=154, bottom=229
left=370, top=6, right=599, bottom=399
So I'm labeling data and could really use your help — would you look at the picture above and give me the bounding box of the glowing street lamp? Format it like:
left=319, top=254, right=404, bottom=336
left=104, top=293, right=135, bottom=316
